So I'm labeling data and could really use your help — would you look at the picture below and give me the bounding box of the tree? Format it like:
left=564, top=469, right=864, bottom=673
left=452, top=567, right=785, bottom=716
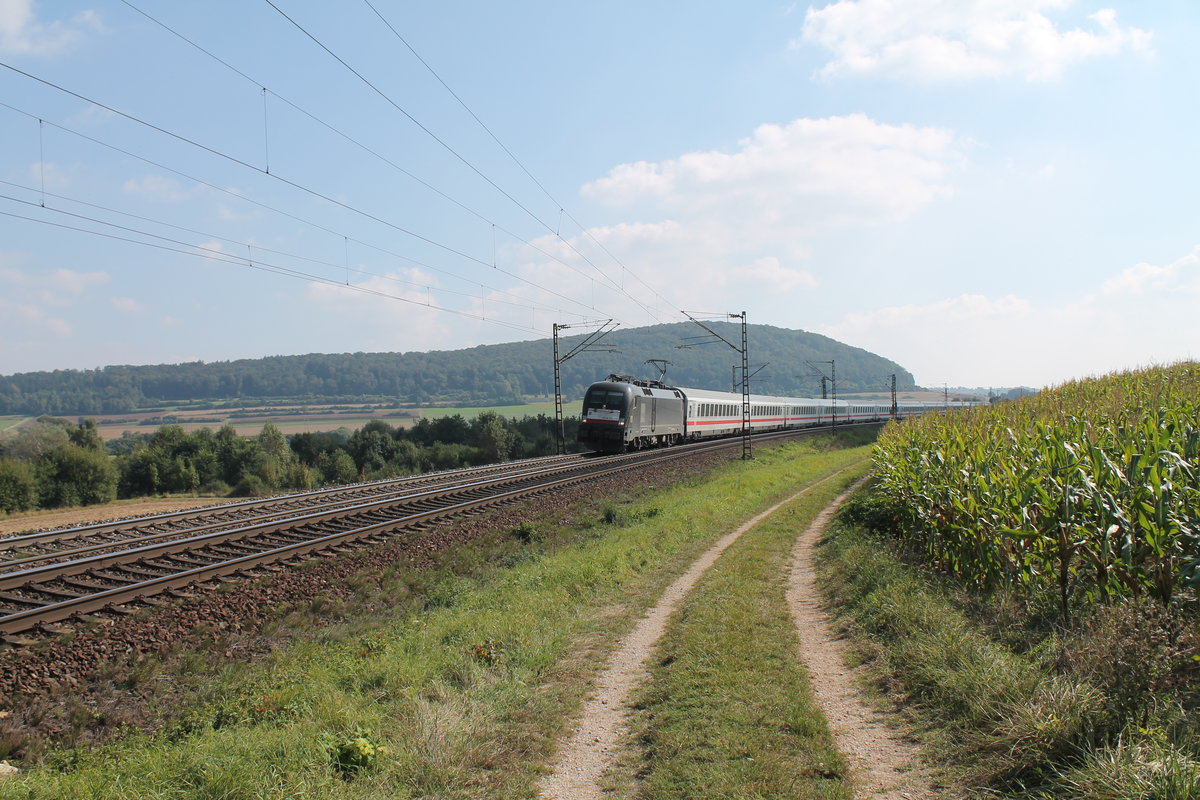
left=68, top=418, right=104, bottom=452
left=316, top=450, right=357, bottom=485
left=0, top=459, right=38, bottom=512
left=257, top=423, right=290, bottom=461
left=119, top=449, right=161, bottom=497
left=2, top=421, right=70, bottom=462
left=36, top=445, right=118, bottom=507
left=473, top=411, right=513, bottom=463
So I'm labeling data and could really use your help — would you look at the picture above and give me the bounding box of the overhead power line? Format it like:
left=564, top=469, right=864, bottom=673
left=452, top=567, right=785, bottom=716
left=0, top=200, right=541, bottom=335
left=0, top=87, right=602, bottom=321
left=109, top=2, right=665, bottom=329
left=118, top=0, right=635, bottom=312
left=361, top=0, right=679, bottom=320
left=263, top=0, right=668, bottom=323
left=0, top=178, right=581, bottom=320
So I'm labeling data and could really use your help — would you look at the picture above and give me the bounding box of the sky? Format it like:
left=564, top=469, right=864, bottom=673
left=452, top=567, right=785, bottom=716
left=0, top=0, right=1196, bottom=390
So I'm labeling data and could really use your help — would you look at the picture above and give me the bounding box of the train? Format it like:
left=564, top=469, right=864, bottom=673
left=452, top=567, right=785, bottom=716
left=577, top=374, right=966, bottom=453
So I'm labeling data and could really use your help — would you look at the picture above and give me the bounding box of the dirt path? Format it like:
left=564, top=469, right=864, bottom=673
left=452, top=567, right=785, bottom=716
left=786, top=481, right=935, bottom=798
left=538, top=469, right=853, bottom=800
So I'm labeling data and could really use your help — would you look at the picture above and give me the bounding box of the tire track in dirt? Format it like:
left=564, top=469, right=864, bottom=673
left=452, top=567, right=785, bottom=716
left=538, top=466, right=857, bottom=800
left=786, top=479, right=936, bottom=798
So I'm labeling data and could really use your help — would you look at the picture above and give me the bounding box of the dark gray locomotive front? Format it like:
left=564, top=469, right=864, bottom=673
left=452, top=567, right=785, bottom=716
left=577, top=378, right=686, bottom=453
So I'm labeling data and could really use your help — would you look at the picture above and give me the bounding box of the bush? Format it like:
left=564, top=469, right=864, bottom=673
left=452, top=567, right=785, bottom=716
left=35, top=445, right=117, bottom=507
left=231, top=472, right=268, bottom=498
left=0, top=458, right=38, bottom=513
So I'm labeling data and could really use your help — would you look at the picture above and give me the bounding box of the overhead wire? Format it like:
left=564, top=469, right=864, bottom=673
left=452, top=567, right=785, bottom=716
left=0, top=177, right=580, bottom=319
left=108, top=2, right=646, bottom=320
left=0, top=91, right=600, bottom=321
left=262, top=0, right=666, bottom=322
left=0, top=199, right=540, bottom=334
left=362, top=0, right=682, bottom=318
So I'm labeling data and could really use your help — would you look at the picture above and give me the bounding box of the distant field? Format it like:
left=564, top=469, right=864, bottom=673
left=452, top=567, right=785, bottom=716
left=67, top=400, right=564, bottom=439
left=0, top=416, right=29, bottom=432
left=419, top=400, right=559, bottom=419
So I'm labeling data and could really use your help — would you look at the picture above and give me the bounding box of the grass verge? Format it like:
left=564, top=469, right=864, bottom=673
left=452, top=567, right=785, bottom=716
left=818, top=489, right=1200, bottom=799
left=1, top=435, right=868, bottom=800
left=626, top=458, right=870, bottom=799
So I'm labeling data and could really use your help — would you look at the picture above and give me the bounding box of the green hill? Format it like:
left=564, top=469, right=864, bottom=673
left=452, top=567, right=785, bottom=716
left=0, top=323, right=915, bottom=416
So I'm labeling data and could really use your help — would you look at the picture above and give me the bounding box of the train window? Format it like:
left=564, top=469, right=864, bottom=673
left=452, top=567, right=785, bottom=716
left=585, top=389, right=626, bottom=411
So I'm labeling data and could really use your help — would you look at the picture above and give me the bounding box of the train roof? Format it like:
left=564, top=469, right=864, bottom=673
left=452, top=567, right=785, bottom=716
left=673, top=385, right=845, bottom=407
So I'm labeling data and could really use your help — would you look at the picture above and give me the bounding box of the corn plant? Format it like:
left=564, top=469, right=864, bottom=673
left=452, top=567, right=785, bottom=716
left=872, top=363, right=1200, bottom=619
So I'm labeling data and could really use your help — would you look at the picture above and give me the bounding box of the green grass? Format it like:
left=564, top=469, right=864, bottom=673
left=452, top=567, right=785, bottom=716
left=0, top=416, right=29, bottom=432
left=627, top=455, right=870, bottom=799
left=1, top=437, right=867, bottom=800
left=818, top=493, right=1200, bottom=798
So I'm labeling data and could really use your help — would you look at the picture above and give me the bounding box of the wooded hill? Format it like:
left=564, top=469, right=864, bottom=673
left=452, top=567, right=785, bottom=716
left=0, top=322, right=916, bottom=416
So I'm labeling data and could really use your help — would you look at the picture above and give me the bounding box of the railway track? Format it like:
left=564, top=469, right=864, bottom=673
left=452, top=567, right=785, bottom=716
left=0, top=426, right=866, bottom=641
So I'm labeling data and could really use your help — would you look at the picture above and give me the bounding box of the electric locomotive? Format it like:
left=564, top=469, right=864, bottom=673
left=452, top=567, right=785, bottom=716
left=577, top=375, right=685, bottom=452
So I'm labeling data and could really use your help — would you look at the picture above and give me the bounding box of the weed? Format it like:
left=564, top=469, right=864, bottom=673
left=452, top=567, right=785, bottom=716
left=331, top=734, right=386, bottom=776
left=510, top=521, right=543, bottom=544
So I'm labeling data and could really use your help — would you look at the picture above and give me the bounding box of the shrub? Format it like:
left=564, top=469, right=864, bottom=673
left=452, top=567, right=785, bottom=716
left=35, top=444, right=117, bottom=507
left=0, top=458, right=38, bottom=513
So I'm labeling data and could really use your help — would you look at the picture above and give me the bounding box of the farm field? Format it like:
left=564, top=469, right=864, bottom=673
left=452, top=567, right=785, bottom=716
left=63, top=401, right=561, bottom=440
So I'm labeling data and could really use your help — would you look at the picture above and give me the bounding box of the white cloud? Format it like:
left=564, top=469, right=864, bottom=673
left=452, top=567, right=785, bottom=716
left=0, top=0, right=99, bottom=56
left=508, top=114, right=963, bottom=324
left=28, top=161, right=71, bottom=189
left=122, top=174, right=191, bottom=202
left=0, top=297, right=72, bottom=337
left=820, top=246, right=1200, bottom=386
left=0, top=267, right=105, bottom=346
left=304, top=268, right=463, bottom=352
left=48, top=267, right=108, bottom=294
left=1099, top=249, right=1198, bottom=296
left=800, top=0, right=1152, bottom=82
left=583, top=114, right=959, bottom=226
left=731, top=257, right=820, bottom=292
left=111, top=296, right=146, bottom=313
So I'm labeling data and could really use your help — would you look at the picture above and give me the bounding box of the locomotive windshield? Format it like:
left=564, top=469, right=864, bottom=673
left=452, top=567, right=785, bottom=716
left=584, top=389, right=626, bottom=412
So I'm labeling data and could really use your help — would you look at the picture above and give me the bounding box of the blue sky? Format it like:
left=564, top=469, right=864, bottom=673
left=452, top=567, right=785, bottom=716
left=0, top=0, right=1194, bottom=388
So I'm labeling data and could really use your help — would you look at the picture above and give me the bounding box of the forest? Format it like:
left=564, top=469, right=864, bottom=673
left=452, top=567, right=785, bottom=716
left=0, top=413, right=578, bottom=514
left=0, top=323, right=915, bottom=416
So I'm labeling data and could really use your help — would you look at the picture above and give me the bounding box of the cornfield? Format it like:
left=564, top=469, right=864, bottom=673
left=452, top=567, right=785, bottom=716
left=873, top=363, right=1200, bottom=617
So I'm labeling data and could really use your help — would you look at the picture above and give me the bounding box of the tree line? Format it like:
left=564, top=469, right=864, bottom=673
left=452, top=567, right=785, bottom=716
left=0, top=323, right=916, bottom=416
left=0, top=413, right=582, bottom=515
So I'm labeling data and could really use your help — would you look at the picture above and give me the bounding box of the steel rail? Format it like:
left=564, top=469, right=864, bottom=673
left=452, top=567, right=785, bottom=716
left=0, top=453, right=652, bottom=589
left=0, top=439, right=736, bottom=636
left=0, top=452, right=586, bottom=552
left=0, top=456, right=612, bottom=574
left=0, top=423, right=878, bottom=637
